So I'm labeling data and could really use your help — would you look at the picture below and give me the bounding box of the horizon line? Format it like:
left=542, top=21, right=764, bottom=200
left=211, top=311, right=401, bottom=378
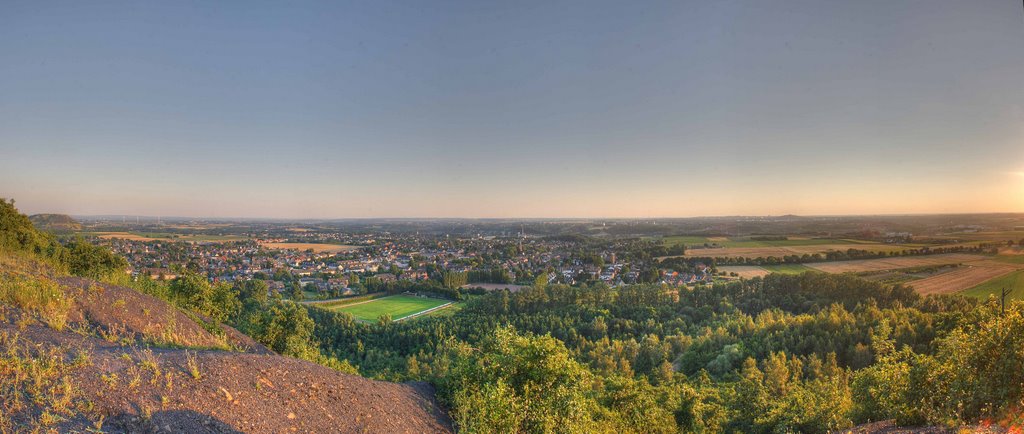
left=49, top=210, right=1024, bottom=222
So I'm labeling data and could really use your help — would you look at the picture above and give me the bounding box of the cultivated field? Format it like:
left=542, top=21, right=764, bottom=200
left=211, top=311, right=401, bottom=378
left=911, top=262, right=1020, bottom=295
left=960, top=270, right=1024, bottom=301
left=260, top=242, right=360, bottom=253
left=938, top=231, right=1024, bottom=242
left=761, top=264, right=815, bottom=274
left=719, top=266, right=771, bottom=279
left=676, top=243, right=909, bottom=259
left=661, top=236, right=878, bottom=248
left=803, top=253, right=988, bottom=273
left=329, top=295, right=451, bottom=322
left=723, top=253, right=1024, bottom=295
left=92, top=231, right=247, bottom=242
left=720, top=264, right=815, bottom=278
left=95, top=232, right=161, bottom=241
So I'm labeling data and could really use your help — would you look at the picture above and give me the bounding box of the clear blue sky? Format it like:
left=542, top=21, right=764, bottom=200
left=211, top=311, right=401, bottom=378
left=2, top=1, right=1023, bottom=218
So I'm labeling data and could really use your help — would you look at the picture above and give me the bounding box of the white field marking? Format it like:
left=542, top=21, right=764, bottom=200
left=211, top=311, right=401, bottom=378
left=394, top=302, right=454, bottom=322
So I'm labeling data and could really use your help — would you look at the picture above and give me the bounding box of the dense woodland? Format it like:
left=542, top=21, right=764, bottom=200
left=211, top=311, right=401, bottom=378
left=4, top=198, right=1024, bottom=432
left=305, top=274, right=1024, bottom=432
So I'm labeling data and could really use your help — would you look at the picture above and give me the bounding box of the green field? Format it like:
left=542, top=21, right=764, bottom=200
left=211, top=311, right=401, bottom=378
left=83, top=231, right=248, bottom=242
left=991, top=254, right=1024, bottom=264
left=661, top=236, right=870, bottom=248
left=330, top=295, right=451, bottom=322
left=960, top=270, right=1024, bottom=301
left=761, top=264, right=815, bottom=274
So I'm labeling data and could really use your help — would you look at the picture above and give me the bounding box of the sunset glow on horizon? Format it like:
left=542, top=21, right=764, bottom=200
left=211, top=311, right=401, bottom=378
left=2, top=1, right=1023, bottom=219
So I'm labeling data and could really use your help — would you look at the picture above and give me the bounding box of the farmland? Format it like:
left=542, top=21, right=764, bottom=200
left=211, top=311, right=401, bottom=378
left=959, top=270, right=1024, bottom=301
left=328, top=295, right=452, bottom=322
left=91, top=231, right=248, bottom=242
left=857, top=264, right=960, bottom=285
left=761, top=264, right=815, bottom=274
left=803, top=253, right=988, bottom=273
left=911, top=262, right=1021, bottom=295
left=661, top=236, right=878, bottom=248
left=718, top=265, right=771, bottom=279
left=721, top=264, right=815, bottom=278
left=936, top=230, right=1024, bottom=242
left=718, top=252, right=1024, bottom=296
left=260, top=242, right=361, bottom=253
left=676, top=243, right=910, bottom=259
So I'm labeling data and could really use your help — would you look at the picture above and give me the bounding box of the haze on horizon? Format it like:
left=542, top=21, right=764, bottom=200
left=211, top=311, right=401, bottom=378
left=2, top=1, right=1023, bottom=219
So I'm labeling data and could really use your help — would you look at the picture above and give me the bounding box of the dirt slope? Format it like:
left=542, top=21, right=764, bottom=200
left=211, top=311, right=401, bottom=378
left=0, top=271, right=452, bottom=433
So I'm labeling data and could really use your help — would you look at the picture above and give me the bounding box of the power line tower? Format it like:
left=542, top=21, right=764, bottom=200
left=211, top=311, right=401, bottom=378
left=1001, top=287, right=1012, bottom=316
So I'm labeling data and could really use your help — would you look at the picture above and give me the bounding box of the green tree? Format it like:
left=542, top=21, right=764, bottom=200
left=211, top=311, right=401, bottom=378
left=437, top=326, right=599, bottom=433
left=65, top=237, right=129, bottom=279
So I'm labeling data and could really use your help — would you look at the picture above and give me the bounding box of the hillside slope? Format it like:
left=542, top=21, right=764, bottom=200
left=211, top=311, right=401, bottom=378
left=28, top=213, right=82, bottom=232
left=0, top=253, right=451, bottom=433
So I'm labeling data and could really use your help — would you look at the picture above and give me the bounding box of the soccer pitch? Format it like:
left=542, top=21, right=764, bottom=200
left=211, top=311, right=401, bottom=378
left=330, top=294, right=451, bottom=322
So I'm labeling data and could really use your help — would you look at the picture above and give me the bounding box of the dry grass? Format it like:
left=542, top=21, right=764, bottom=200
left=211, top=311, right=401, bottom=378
left=0, top=273, right=71, bottom=331
left=185, top=350, right=201, bottom=380
left=259, top=242, right=360, bottom=253
left=94, top=232, right=162, bottom=242
left=0, top=331, right=86, bottom=432
left=718, top=266, right=771, bottom=279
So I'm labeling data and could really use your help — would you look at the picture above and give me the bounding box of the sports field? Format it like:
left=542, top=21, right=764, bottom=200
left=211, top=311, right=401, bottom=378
left=330, top=295, right=451, bottom=322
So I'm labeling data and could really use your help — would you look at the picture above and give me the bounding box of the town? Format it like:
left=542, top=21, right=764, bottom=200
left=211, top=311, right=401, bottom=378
left=89, top=221, right=714, bottom=301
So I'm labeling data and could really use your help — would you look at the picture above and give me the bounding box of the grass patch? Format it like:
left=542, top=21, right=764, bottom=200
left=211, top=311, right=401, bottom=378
left=311, top=293, right=386, bottom=309
left=330, top=295, right=450, bottom=322
left=991, top=255, right=1024, bottom=264
left=761, top=264, right=814, bottom=275
left=0, top=332, right=85, bottom=431
left=0, top=272, right=71, bottom=331
left=960, top=270, right=1024, bottom=301
left=85, top=231, right=248, bottom=243
left=420, top=302, right=462, bottom=318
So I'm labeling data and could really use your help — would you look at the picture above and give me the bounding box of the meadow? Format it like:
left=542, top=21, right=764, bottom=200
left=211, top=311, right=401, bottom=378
left=329, top=295, right=451, bottom=322
left=760, top=264, right=815, bottom=274
left=958, top=270, right=1024, bottom=301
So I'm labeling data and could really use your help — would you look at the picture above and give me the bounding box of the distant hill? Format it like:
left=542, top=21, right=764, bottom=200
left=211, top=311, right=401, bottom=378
left=29, top=213, right=82, bottom=232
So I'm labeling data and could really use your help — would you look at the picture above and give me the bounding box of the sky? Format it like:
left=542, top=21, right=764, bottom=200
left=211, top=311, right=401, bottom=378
left=2, top=1, right=1023, bottom=218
